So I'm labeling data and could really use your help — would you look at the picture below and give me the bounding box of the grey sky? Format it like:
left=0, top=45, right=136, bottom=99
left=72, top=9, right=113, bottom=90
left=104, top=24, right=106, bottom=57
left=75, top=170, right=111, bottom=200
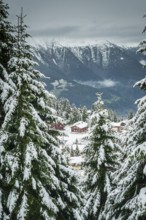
left=5, top=0, right=146, bottom=46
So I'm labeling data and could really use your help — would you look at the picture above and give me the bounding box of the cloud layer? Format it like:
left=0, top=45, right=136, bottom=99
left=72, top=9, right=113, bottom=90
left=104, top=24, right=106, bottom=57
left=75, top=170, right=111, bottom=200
left=75, top=79, right=118, bottom=89
left=6, top=0, right=146, bottom=45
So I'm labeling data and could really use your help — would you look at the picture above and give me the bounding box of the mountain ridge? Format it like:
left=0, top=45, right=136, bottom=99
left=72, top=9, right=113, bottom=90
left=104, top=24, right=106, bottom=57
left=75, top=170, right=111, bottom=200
left=32, top=41, right=146, bottom=115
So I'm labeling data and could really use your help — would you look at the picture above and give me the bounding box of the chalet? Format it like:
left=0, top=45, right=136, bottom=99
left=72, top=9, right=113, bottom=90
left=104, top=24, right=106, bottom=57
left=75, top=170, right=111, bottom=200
left=71, top=121, right=88, bottom=133
left=51, top=122, right=65, bottom=130
left=69, top=156, right=84, bottom=170
left=110, top=121, right=127, bottom=132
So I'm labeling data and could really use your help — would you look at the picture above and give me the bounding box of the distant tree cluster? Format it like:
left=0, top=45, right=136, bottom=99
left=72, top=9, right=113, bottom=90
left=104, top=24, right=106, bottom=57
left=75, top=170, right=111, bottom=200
left=54, top=98, right=89, bottom=124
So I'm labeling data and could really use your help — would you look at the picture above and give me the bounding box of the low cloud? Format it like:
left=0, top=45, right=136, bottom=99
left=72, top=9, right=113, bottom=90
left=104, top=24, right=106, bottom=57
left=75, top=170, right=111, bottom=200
left=6, top=0, right=146, bottom=46
left=29, top=22, right=142, bottom=46
left=139, top=59, right=146, bottom=66
left=75, top=79, right=118, bottom=88
left=30, top=25, right=81, bottom=37
left=97, top=79, right=118, bottom=88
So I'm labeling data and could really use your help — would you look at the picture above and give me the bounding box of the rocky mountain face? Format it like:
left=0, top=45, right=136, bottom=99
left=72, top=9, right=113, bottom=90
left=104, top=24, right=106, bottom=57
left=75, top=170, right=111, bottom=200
left=32, top=41, right=146, bottom=115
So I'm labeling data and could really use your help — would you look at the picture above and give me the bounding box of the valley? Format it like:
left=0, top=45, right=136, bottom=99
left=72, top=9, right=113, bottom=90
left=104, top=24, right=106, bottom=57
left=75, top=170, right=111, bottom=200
left=32, top=41, right=146, bottom=115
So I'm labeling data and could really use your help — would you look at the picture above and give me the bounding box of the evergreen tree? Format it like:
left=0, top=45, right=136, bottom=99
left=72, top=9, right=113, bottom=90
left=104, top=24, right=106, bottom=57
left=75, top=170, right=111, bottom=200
left=82, top=106, right=88, bottom=122
left=90, top=116, right=98, bottom=127
left=62, top=98, right=71, bottom=120
left=90, top=93, right=104, bottom=127
left=55, top=98, right=72, bottom=122
left=104, top=24, right=146, bottom=220
left=0, top=11, right=83, bottom=220
left=83, top=94, right=119, bottom=220
left=0, top=0, right=15, bottom=70
left=0, top=0, right=15, bottom=126
left=69, top=105, right=81, bottom=124
left=75, top=139, right=80, bottom=156
left=70, top=145, right=75, bottom=157
left=91, top=93, right=103, bottom=113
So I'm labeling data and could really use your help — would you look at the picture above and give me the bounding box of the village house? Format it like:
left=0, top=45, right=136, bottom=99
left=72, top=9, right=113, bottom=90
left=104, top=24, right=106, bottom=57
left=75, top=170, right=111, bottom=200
left=110, top=121, right=127, bottom=132
left=51, top=122, right=65, bottom=130
left=71, top=121, right=88, bottom=133
left=69, top=156, right=84, bottom=170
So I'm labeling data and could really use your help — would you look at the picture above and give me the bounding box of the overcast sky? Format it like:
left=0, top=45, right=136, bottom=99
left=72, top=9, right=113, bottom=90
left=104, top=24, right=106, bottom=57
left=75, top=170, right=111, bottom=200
left=5, top=0, right=146, bottom=46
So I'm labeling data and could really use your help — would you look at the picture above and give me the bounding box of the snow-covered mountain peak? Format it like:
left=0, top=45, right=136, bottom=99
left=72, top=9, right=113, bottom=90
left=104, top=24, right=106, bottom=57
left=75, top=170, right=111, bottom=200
left=31, top=39, right=139, bottom=71
left=31, top=38, right=145, bottom=115
left=29, top=38, right=123, bottom=49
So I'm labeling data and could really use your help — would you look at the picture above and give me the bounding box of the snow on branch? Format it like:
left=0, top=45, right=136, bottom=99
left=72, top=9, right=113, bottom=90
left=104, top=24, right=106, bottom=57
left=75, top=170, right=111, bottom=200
left=17, top=193, right=28, bottom=220
left=7, top=189, right=19, bottom=213
left=30, top=106, right=47, bottom=129
left=23, top=142, right=38, bottom=181
left=19, top=117, right=29, bottom=137
left=38, top=181, right=58, bottom=213
left=2, top=93, right=18, bottom=129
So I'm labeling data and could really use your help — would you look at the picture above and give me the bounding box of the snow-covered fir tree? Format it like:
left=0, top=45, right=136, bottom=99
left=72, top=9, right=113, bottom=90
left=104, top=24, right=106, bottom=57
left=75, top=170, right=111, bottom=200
left=54, top=98, right=88, bottom=125
left=83, top=94, right=120, bottom=220
left=103, top=25, right=146, bottom=220
left=0, top=0, right=15, bottom=126
left=75, top=139, right=80, bottom=156
left=81, top=106, right=88, bottom=122
left=69, top=104, right=82, bottom=124
left=0, top=0, right=15, bottom=70
left=0, top=10, right=83, bottom=220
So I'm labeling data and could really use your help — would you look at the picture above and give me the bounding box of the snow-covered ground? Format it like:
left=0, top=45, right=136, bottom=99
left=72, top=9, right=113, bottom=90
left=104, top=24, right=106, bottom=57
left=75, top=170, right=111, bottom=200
left=60, top=125, right=89, bottom=150
left=70, top=156, right=84, bottom=165
left=58, top=120, right=130, bottom=169
left=59, top=125, right=89, bottom=168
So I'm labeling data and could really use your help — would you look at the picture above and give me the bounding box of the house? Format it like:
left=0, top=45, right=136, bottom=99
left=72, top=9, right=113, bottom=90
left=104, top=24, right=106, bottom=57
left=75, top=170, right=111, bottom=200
left=69, top=156, right=84, bottom=170
left=51, top=122, right=65, bottom=130
left=71, top=121, right=88, bottom=133
left=110, top=121, right=127, bottom=132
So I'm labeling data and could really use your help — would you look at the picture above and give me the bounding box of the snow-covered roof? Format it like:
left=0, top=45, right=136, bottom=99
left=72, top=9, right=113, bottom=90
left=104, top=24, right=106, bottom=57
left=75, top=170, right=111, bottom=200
left=111, top=120, right=128, bottom=127
left=70, top=156, right=84, bottom=164
left=71, top=121, right=88, bottom=129
left=111, top=122, right=121, bottom=127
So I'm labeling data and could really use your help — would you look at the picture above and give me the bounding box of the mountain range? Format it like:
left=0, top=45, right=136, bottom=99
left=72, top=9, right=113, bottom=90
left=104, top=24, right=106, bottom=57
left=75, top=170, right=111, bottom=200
left=32, top=41, right=146, bottom=115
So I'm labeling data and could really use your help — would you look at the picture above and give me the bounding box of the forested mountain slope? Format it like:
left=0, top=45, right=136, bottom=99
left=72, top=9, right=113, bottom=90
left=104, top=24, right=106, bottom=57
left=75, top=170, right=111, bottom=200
left=32, top=41, right=146, bottom=115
